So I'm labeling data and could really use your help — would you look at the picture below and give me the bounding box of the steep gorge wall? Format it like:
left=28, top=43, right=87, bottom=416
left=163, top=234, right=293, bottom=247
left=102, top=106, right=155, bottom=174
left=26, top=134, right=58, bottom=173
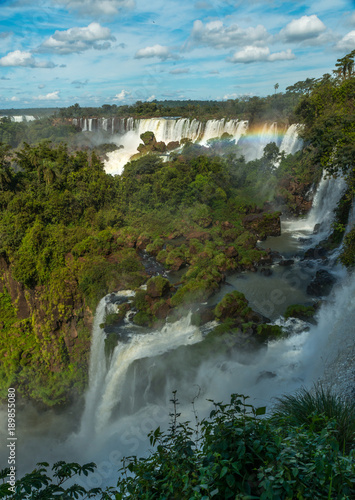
left=0, top=256, right=93, bottom=405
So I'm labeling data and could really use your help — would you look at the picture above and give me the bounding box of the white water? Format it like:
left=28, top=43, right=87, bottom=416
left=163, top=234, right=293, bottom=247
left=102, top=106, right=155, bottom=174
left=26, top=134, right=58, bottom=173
left=97, top=118, right=301, bottom=175
left=1, top=164, right=352, bottom=488
left=79, top=308, right=202, bottom=436
left=283, top=171, right=347, bottom=245
left=279, top=123, right=303, bottom=156
left=0, top=115, right=36, bottom=122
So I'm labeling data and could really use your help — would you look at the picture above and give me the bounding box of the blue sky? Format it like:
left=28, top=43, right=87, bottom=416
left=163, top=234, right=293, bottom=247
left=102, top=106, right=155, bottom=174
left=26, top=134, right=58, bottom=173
left=0, top=0, right=354, bottom=108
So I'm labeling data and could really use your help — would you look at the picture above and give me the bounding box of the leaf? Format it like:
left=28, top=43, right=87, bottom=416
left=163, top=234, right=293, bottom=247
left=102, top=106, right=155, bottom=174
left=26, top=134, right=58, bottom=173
left=226, top=474, right=235, bottom=489
left=255, top=406, right=266, bottom=416
left=220, top=466, right=228, bottom=478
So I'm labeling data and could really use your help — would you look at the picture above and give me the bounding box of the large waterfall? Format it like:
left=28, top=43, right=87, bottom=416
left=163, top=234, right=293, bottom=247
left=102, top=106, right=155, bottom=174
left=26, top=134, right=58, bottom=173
left=72, top=117, right=302, bottom=175
left=1, top=170, right=352, bottom=490
left=64, top=173, right=353, bottom=490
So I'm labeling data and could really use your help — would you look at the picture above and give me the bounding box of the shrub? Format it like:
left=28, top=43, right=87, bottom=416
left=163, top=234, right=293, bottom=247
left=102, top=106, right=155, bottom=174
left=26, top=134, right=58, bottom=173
left=272, top=384, right=355, bottom=453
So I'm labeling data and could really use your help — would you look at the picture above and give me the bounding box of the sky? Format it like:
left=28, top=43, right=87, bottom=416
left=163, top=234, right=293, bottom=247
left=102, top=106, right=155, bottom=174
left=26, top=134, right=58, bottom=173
left=0, top=0, right=354, bottom=109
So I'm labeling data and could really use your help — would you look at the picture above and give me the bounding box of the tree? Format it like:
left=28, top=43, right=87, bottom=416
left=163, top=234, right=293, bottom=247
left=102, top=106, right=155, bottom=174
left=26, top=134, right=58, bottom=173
left=274, top=82, right=279, bottom=95
left=333, top=50, right=355, bottom=80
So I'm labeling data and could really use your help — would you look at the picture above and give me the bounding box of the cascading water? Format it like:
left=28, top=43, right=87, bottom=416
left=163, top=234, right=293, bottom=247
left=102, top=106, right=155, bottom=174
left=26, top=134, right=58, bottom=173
left=102, top=118, right=302, bottom=175
left=279, top=123, right=303, bottom=156
left=79, top=294, right=203, bottom=437
left=283, top=171, right=347, bottom=246
left=2, top=157, right=352, bottom=489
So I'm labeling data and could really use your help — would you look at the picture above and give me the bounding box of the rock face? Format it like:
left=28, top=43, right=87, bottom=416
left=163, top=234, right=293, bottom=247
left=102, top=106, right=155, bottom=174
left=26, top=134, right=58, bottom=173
left=0, top=256, right=93, bottom=399
left=242, top=212, right=281, bottom=240
left=307, top=269, right=336, bottom=296
left=276, top=177, right=314, bottom=215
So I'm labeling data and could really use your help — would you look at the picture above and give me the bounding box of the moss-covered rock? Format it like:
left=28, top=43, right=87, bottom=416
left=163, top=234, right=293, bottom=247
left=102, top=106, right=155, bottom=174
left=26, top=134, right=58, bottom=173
left=170, top=278, right=218, bottom=307
left=214, top=291, right=251, bottom=321
left=256, top=324, right=283, bottom=340
left=284, top=304, right=316, bottom=321
left=242, top=212, right=281, bottom=240
left=133, top=311, right=152, bottom=327
left=146, top=275, right=170, bottom=298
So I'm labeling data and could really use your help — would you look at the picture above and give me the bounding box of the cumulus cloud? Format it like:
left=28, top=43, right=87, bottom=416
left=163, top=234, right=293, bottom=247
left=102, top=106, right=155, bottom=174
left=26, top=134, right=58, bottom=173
left=186, top=20, right=271, bottom=50
left=147, top=95, right=156, bottom=101
left=280, top=15, right=326, bottom=42
left=54, top=0, right=135, bottom=17
left=37, top=22, right=115, bottom=54
left=169, top=68, right=190, bottom=74
left=135, top=44, right=179, bottom=61
left=335, top=30, right=355, bottom=51
left=228, top=46, right=295, bottom=63
left=223, top=92, right=239, bottom=99
left=35, top=91, right=60, bottom=100
left=0, top=50, right=55, bottom=68
left=113, top=89, right=131, bottom=101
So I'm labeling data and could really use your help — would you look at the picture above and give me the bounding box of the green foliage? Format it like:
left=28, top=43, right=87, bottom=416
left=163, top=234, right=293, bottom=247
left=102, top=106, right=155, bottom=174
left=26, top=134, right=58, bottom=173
left=1, top=391, right=354, bottom=499
left=114, top=392, right=355, bottom=499
left=256, top=323, right=283, bottom=340
left=339, top=227, right=355, bottom=267
left=214, top=291, right=251, bottom=320
left=272, top=384, right=355, bottom=453
left=296, top=53, right=355, bottom=177
left=284, top=304, right=316, bottom=320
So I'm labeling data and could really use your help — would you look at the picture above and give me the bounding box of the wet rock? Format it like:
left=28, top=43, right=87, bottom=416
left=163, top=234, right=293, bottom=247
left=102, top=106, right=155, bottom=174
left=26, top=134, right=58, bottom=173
left=106, top=293, right=130, bottom=305
left=313, top=223, right=321, bottom=234
left=260, top=267, right=273, bottom=276
left=279, top=259, right=295, bottom=267
left=307, top=269, right=336, bottom=296
left=303, top=246, right=327, bottom=260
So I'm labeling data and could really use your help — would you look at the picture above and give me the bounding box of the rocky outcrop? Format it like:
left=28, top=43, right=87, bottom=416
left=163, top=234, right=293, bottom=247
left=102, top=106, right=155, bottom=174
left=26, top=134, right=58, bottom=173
left=307, top=269, right=336, bottom=296
left=276, top=177, right=313, bottom=215
left=242, top=212, right=281, bottom=240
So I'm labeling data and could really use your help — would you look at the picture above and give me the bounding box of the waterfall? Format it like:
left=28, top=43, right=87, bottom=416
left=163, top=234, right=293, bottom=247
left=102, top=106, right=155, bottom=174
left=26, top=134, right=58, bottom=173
left=80, top=302, right=202, bottom=436
left=70, top=116, right=303, bottom=175
left=279, top=123, right=303, bottom=156
left=283, top=171, right=347, bottom=244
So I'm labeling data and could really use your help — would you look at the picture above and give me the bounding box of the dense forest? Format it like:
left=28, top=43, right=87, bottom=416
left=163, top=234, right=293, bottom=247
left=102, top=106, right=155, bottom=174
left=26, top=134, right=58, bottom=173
left=0, top=52, right=354, bottom=498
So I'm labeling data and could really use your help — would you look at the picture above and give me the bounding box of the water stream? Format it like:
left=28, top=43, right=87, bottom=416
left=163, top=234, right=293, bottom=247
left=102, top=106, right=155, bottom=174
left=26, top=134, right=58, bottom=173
left=1, top=171, right=353, bottom=490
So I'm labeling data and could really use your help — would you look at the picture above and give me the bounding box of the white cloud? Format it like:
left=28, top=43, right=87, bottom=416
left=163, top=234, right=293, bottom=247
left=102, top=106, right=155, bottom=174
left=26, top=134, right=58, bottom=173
left=113, top=89, right=131, bottom=101
left=135, top=44, right=179, bottom=61
left=228, top=46, right=295, bottom=63
left=281, top=15, right=326, bottom=42
left=223, top=93, right=239, bottom=99
left=186, top=19, right=271, bottom=50
left=37, top=22, right=115, bottom=54
left=147, top=95, right=156, bottom=101
left=54, top=0, right=135, bottom=17
left=10, top=96, right=19, bottom=101
left=35, top=91, right=60, bottom=100
left=169, top=68, right=190, bottom=74
left=0, top=50, right=55, bottom=68
left=335, top=30, right=355, bottom=51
